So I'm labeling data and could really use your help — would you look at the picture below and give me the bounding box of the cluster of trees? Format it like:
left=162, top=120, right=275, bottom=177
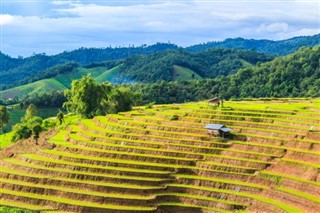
left=64, top=75, right=140, bottom=118
left=130, top=46, right=320, bottom=103
left=11, top=104, right=43, bottom=143
left=19, top=91, right=66, bottom=109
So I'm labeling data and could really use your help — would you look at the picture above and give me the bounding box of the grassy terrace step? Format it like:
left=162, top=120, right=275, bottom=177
left=275, top=186, right=320, bottom=204
left=234, top=141, right=320, bottom=156
left=0, top=166, right=165, bottom=190
left=173, top=174, right=268, bottom=189
left=52, top=135, right=273, bottom=166
left=33, top=150, right=257, bottom=176
left=157, top=202, right=233, bottom=213
left=0, top=177, right=155, bottom=200
left=154, top=111, right=317, bottom=138
left=123, top=113, right=311, bottom=133
left=39, top=150, right=259, bottom=175
left=189, top=108, right=320, bottom=121
left=156, top=110, right=320, bottom=127
left=96, top=117, right=209, bottom=139
left=158, top=193, right=248, bottom=207
left=0, top=188, right=156, bottom=211
left=22, top=151, right=255, bottom=177
left=75, top=130, right=229, bottom=150
left=260, top=171, right=320, bottom=187
left=79, top=120, right=230, bottom=146
left=0, top=199, right=55, bottom=211
left=125, top=113, right=320, bottom=144
left=167, top=183, right=304, bottom=213
left=2, top=158, right=172, bottom=182
left=19, top=154, right=172, bottom=175
left=281, top=158, right=320, bottom=169
left=71, top=132, right=279, bottom=158
left=112, top=113, right=309, bottom=140
left=49, top=139, right=200, bottom=163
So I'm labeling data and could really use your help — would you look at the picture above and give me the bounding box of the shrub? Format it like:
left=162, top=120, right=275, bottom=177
left=170, top=114, right=179, bottom=121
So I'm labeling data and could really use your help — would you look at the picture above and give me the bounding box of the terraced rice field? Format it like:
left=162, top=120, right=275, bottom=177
left=0, top=99, right=319, bottom=212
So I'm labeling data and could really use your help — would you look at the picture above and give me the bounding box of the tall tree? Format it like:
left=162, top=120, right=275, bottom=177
left=63, top=75, right=112, bottom=118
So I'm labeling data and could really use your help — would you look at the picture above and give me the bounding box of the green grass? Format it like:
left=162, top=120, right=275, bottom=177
left=0, top=132, right=14, bottom=149
left=54, top=67, right=106, bottom=88
left=95, top=65, right=120, bottom=83
left=275, top=186, right=320, bottom=204
left=3, top=107, right=60, bottom=132
left=172, top=65, right=202, bottom=81
left=21, top=153, right=171, bottom=175
left=260, top=171, right=320, bottom=187
left=167, top=183, right=304, bottom=213
left=174, top=174, right=268, bottom=189
left=3, top=158, right=170, bottom=182
left=0, top=79, right=67, bottom=100
left=0, top=177, right=155, bottom=200
left=0, top=200, right=53, bottom=212
left=0, top=189, right=156, bottom=211
left=0, top=165, right=164, bottom=190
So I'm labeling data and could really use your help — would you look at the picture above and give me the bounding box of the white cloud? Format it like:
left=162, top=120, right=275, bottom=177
left=257, top=23, right=289, bottom=33
left=0, top=14, right=17, bottom=26
left=1, top=0, right=319, bottom=57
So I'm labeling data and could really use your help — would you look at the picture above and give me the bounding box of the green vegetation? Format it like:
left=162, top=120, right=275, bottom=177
left=131, top=46, right=320, bottom=104
left=11, top=104, right=43, bottom=142
left=0, top=99, right=319, bottom=212
left=63, top=75, right=139, bottom=118
left=0, top=105, right=9, bottom=132
left=187, top=34, right=320, bottom=56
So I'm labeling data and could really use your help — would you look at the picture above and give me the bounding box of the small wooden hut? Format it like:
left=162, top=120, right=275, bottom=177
left=205, top=124, right=231, bottom=138
left=208, top=97, right=220, bottom=106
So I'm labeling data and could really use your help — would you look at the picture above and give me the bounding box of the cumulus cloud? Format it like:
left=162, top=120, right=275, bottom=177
left=1, top=0, right=319, bottom=57
left=257, top=23, right=289, bottom=33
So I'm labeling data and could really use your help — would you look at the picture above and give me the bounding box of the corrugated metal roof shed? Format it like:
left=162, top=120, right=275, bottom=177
left=204, top=124, right=232, bottom=132
left=204, top=124, right=225, bottom=130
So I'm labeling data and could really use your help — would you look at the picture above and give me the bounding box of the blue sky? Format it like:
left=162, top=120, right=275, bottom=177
left=1, top=0, right=319, bottom=57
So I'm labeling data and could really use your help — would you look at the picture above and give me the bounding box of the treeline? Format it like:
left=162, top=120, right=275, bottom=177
left=187, top=34, right=320, bottom=56
left=130, top=46, right=320, bottom=103
left=118, top=48, right=272, bottom=82
left=0, top=43, right=177, bottom=88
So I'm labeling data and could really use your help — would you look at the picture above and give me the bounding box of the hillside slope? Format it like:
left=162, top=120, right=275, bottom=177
left=187, top=34, right=320, bottom=56
left=0, top=67, right=109, bottom=101
left=117, top=48, right=272, bottom=83
left=0, top=99, right=319, bottom=212
left=131, top=46, right=320, bottom=104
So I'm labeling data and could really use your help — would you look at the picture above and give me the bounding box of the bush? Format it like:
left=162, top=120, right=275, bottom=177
left=170, top=114, right=179, bottom=121
left=145, top=102, right=155, bottom=109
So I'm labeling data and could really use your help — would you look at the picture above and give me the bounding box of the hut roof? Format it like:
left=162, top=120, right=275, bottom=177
left=208, top=97, right=220, bottom=102
left=204, top=124, right=232, bottom=132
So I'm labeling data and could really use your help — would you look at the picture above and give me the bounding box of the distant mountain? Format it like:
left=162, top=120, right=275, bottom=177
left=0, top=43, right=178, bottom=89
left=0, top=48, right=273, bottom=102
left=116, top=48, right=272, bottom=83
left=187, top=34, right=320, bottom=56
left=132, top=46, right=320, bottom=104
left=1, top=34, right=319, bottom=90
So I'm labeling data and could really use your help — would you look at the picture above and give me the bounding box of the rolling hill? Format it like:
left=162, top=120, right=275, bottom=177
left=0, top=99, right=319, bottom=212
left=187, top=34, right=320, bottom=56
left=1, top=34, right=319, bottom=89
left=0, top=48, right=272, bottom=101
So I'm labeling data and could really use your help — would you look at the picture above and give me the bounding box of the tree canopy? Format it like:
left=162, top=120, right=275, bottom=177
left=63, top=75, right=140, bottom=118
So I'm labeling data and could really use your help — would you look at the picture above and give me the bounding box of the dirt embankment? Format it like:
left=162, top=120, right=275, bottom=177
left=0, top=129, right=57, bottom=159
